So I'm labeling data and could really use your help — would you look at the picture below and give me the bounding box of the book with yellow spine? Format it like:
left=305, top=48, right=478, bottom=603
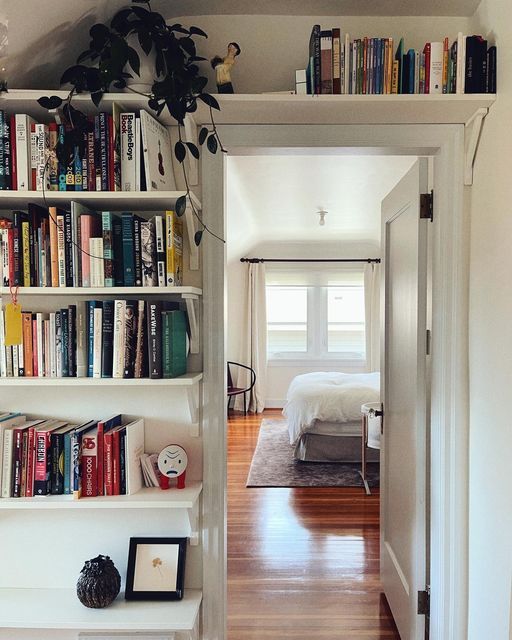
left=165, top=210, right=183, bottom=286
left=22, top=220, right=30, bottom=287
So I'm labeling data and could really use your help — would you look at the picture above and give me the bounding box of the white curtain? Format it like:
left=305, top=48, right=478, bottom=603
left=364, top=262, right=381, bottom=372
left=234, top=262, right=267, bottom=413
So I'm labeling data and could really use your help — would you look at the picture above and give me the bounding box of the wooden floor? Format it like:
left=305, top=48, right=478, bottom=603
left=227, top=409, right=400, bottom=640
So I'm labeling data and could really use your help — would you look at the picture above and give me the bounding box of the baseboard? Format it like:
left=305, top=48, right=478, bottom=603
left=265, top=399, right=284, bottom=409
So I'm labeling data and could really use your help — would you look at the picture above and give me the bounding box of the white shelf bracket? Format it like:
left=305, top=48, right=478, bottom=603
left=464, top=108, right=488, bottom=186
left=187, top=500, right=200, bottom=546
left=183, top=294, right=200, bottom=355
left=183, top=114, right=199, bottom=187
left=184, top=204, right=199, bottom=271
left=186, top=384, right=200, bottom=437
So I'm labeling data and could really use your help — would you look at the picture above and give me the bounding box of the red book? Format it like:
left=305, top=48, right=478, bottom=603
left=30, top=123, right=37, bottom=190
left=81, top=427, right=98, bottom=497
left=10, top=114, right=17, bottom=191
left=12, top=426, right=27, bottom=497
left=108, top=115, right=114, bottom=191
left=104, top=430, right=114, bottom=496
left=111, top=425, right=124, bottom=496
left=423, top=43, right=431, bottom=94
left=96, top=414, right=122, bottom=496
left=32, top=317, right=38, bottom=377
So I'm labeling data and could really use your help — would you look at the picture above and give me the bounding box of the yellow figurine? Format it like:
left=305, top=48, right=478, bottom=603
left=211, top=42, right=241, bottom=93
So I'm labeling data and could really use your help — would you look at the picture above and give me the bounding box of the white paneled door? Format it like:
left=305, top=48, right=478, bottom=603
left=381, top=159, right=429, bottom=640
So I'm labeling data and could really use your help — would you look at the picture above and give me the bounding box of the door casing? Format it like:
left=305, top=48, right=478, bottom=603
left=201, top=123, right=468, bottom=640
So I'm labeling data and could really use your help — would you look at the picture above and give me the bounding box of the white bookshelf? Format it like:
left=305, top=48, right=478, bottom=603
left=0, top=482, right=202, bottom=509
left=0, top=372, right=203, bottom=386
left=0, top=286, right=202, bottom=297
left=0, top=587, right=202, bottom=631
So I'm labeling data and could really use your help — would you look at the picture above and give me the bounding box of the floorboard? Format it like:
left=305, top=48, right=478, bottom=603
left=227, top=409, right=400, bottom=640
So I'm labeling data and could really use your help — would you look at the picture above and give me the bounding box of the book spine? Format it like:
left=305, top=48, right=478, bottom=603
left=430, top=42, right=443, bottom=94
left=134, top=299, right=146, bottom=378
left=141, top=219, right=158, bottom=287
left=22, top=312, right=33, bottom=376
left=119, top=428, right=127, bottom=495
left=32, top=317, right=38, bottom=377
left=123, top=300, right=137, bottom=378
left=108, top=114, right=115, bottom=191
left=121, top=213, right=135, bottom=286
left=20, top=430, right=28, bottom=496
left=15, top=115, right=32, bottom=190
left=487, top=45, right=497, bottom=93
left=87, top=301, right=95, bottom=377
left=310, top=25, right=321, bottom=94
left=81, top=431, right=98, bottom=497
left=22, top=220, right=30, bottom=286
left=68, top=304, right=76, bottom=377
left=1, top=228, right=9, bottom=286
left=147, top=301, right=162, bottom=379
left=71, top=432, right=82, bottom=497
left=89, top=237, right=105, bottom=287
left=155, top=215, right=166, bottom=286
left=50, top=433, right=64, bottom=495
left=36, top=312, right=44, bottom=376
left=61, top=308, right=69, bottom=377
left=112, top=429, right=121, bottom=495
left=120, top=113, right=136, bottom=191
left=64, top=209, right=74, bottom=287
left=34, top=430, right=50, bottom=495
left=2, top=112, right=11, bottom=190
left=56, top=213, right=66, bottom=287
left=12, top=428, right=24, bottom=497
left=9, top=115, right=16, bottom=190
left=55, top=311, right=62, bottom=377
left=101, top=300, right=114, bottom=378
left=57, top=125, right=67, bottom=191
left=1, top=429, right=14, bottom=497
left=332, top=28, right=341, bottom=94
left=48, top=207, right=59, bottom=286
left=104, top=431, right=114, bottom=496
left=35, top=124, right=50, bottom=191
left=319, top=31, right=333, bottom=95
left=87, top=126, right=96, bottom=192
left=135, top=117, right=141, bottom=190
left=25, top=426, right=36, bottom=497
left=113, top=217, right=124, bottom=286
left=102, top=212, right=114, bottom=287
left=75, top=301, right=87, bottom=378
left=0, top=310, right=6, bottom=377
left=93, top=306, right=103, bottom=378
left=63, top=432, right=72, bottom=494
left=99, top=113, right=109, bottom=191
left=49, top=312, right=56, bottom=377
left=80, top=215, right=92, bottom=288
left=112, top=299, right=126, bottom=378
left=133, top=216, right=142, bottom=286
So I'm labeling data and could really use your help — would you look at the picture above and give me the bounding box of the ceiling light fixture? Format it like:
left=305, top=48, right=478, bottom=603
left=318, top=210, right=327, bottom=226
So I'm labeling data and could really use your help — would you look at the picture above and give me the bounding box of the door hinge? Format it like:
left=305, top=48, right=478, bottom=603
left=417, top=587, right=430, bottom=616
left=420, top=191, right=434, bottom=221
left=426, top=329, right=431, bottom=355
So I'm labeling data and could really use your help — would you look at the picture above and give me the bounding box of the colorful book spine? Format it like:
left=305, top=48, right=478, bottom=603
left=102, top=212, right=114, bottom=287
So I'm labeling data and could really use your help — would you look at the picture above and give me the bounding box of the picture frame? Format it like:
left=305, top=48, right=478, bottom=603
left=125, top=537, right=187, bottom=601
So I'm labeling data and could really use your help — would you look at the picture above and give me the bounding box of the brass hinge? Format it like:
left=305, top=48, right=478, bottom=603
left=420, top=191, right=434, bottom=221
left=418, top=587, right=430, bottom=616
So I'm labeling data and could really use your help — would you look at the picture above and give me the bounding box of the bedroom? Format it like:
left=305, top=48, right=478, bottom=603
left=226, top=151, right=424, bottom=638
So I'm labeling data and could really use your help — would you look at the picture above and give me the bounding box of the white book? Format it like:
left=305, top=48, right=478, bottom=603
left=112, top=299, right=126, bottom=378
left=55, top=312, right=63, bottom=378
left=344, top=33, right=350, bottom=95
left=17, top=343, right=24, bottom=377
left=56, top=214, right=66, bottom=287
left=44, top=319, right=50, bottom=377
left=135, top=117, right=141, bottom=191
left=140, top=110, right=176, bottom=191
left=36, top=312, right=45, bottom=377
left=154, top=215, right=166, bottom=287
left=125, top=418, right=145, bottom=495
left=0, top=415, right=26, bottom=496
left=76, top=301, right=87, bottom=378
left=5, top=346, right=12, bottom=377
left=456, top=32, right=465, bottom=94
left=49, top=312, right=56, bottom=377
left=89, top=237, right=105, bottom=287
left=429, top=42, right=444, bottom=94
left=35, top=123, right=50, bottom=191
left=120, top=112, right=137, bottom=191
left=92, top=307, right=103, bottom=378
left=15, top=114, right=35, bottom=190
left=0, top=310, right=6, bottom=377
left=12, top=343, right=18, bottom=377
left=1, top=427, right=16, bottom=497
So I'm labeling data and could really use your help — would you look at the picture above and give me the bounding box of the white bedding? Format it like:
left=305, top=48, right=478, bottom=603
left=283, top=371, right=380, bottom=444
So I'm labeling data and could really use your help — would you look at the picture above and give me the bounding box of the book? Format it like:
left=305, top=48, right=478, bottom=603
left=320, top=30, right=333, bottom=94
left=134, top=299, right=146, bottom=378
left=165, top=210, right=183, bottom=286
left=81, top=425, right=99, bottom=497
left=89, top=237, right=105, bottom=287
left=162, top=309, right=188, bottom=378
left=147, top=300, right=179, bottom=378
left=332, top=28, right=341, bottom=94
left=34, top=420, right=67, bottom=495
left=76, top=300, right=88, bottom=377
left=97, top=414, right=122, bottom=496
left=112, top=299, right=127, bottom=378
left=120, top=112, right=137, bottom=191
left=429, top=42, right=443, bottom=94
left=141, top=218, right=158, bottom=286
left=14, top=114, right=35, bottom=190
left=101, top=211, right=115, bottom=287
left=79, top=208, right=101, bottom=287
left=87, top=300, right=101, bottom=377
left=50, top=424, right=75, bottom=495
left=71, top=420, right=97, bottom=498
left=154, top=215, right=166, bottom=286
left=121, top=212, right=135, bottom=286
left=133, top=214, right=143, bottom=286
left=92, top=305, right=103, bottom=378
left=123, top=299, right=138, bottom=378
left=140, top=110, right=176, bottom=191
left=309, top=25, right=321, bottom=94
left=124, top=418, right=144, bottom=495
left=101, top=300, right=114, bottom=378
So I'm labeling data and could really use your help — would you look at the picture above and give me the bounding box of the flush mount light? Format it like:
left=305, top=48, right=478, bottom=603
left=318, top=210, right=327, bottom=226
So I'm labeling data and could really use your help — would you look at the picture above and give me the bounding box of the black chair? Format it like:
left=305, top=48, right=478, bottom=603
left=227, top=361, right=256, bottom=416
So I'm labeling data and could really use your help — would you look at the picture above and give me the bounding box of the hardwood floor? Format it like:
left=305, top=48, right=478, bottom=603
left=227, top=409, right=400, bottom=640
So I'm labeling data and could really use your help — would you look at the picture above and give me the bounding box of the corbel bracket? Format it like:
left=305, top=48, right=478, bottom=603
left=464, top=108, right=488, bottom=186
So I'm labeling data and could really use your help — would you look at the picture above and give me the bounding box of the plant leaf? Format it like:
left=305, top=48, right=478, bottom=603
left=127, top=46, right=141, bottom=76
left=199, top=93, right=220, bottom=111
left=77, top=49, right=93, bottom=64
left=198, top=127, right=208, bottom=145
left=186, top=142, right=200, bottom=159
left=207, top=134, right=218, bottom=154
left=194, top=229, right=204, bottom=246
left=189, top=26, right=208, bottom=38
left=174, top=140, right=186, bottom=163
left=37, top=95, right=63, bottom=110
left=138, top=28, right=153, bottom=55
left=175, top=195, right=187, bottom=217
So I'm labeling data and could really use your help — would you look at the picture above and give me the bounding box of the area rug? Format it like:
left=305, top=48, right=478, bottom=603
left=246, top=419, right=379, bottom=488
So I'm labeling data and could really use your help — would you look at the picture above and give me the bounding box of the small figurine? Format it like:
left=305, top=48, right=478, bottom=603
left=157, top=444, right=188, bottom=490
left=211, top=42, right=241, bottom=94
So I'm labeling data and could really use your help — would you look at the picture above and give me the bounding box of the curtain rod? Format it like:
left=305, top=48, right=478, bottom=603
left=240, top=258, right=381, bottom=264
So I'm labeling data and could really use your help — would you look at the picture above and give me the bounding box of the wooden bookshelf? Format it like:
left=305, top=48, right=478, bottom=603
left=0, top=587, right=202, bottom=630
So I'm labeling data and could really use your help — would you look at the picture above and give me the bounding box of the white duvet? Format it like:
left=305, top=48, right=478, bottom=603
left=283, top=371, right=380, bottom=444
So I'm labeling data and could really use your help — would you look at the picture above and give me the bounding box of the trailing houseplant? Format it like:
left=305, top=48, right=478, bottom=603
left=38, top=0, right=225, bottom=245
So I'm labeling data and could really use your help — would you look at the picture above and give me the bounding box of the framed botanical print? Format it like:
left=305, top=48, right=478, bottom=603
left=125, top=537, right=187, bottom=600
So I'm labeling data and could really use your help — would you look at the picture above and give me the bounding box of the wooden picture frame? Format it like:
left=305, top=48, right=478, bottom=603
left=125, top=537, right=187, bottom=601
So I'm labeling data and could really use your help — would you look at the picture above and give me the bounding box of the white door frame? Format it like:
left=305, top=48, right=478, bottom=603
left=201, top=123, right=468, bottom=640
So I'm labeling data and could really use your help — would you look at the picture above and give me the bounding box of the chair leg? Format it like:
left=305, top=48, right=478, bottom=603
left=243, top=393, right=247, bottom=416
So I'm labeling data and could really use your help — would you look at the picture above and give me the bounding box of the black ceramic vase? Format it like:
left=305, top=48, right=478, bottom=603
left=76, top=555, right=121, bottom=608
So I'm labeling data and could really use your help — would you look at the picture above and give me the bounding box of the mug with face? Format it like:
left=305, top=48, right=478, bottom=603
left=157, top=445, right=188, bottom=489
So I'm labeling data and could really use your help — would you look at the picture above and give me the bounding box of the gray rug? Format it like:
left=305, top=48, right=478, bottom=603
left=246, top=419, right=379, bottom=488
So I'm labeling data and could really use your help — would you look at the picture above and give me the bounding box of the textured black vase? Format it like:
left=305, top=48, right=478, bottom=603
left=76, top=555, right=121, bottom=608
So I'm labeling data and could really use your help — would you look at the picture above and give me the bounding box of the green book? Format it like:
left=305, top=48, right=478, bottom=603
left=162, top=310, right=187, bottom=378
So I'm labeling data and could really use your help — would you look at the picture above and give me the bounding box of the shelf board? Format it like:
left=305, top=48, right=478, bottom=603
left=0, top=587, right=202, bottom=630
left=0, top=372, right=203, bottom=386
left=0, top=482, right=202, bottom=510
left=0, top=286, right=202, bottom=297
left=193, top=93, right=497, bottom=126
left=0, top=189, right=202, bottom=211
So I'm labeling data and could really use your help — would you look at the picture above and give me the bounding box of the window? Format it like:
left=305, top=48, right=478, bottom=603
left=266, top=267, right=366, bottom=362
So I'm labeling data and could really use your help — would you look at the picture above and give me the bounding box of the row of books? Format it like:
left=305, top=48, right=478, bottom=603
left=0, top=205, right=183, bottom=288
left=0, top=412, right=145, bottom=499
left=0, top=107, right=177, bottom=192
left=0, top=300, right=188, bottom=379
left=306, top=28, right=497, bottom=95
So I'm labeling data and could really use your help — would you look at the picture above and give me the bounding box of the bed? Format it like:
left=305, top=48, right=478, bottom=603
left=283, top=371, right=380, bottom=463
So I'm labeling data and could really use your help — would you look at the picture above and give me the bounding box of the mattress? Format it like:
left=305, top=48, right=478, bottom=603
left=306, top=419, right=361, bottom=437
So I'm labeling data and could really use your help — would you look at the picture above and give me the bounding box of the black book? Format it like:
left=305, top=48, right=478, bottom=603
left=13, top=210, right=29, bottom=286
left=64, top=209, right=74, bottom=287
left=486, top=46, right=497, bottom=93
left=123, top=300, right=138, bottom=378
left=28, top=203, right=47, bottom=287
left=50, top=429, right=67, bottom=495
left=99, top=112, right=109, bottom=191
left=119, top=427, right=127, bottom=495
left=309, top=25, right=321, bottom=94
left=133, top=214, right=143, bottom=287
left=101, top=300, right=114, bottom=378
left=113, top=216, right=124, bottom=286
left=465, top=35, right=487, bottom=93
left=146, top=300, right=179, bottom=379
left=61, top=308, right=69, bottom=377
left=67, top=304, right=76, bottom=377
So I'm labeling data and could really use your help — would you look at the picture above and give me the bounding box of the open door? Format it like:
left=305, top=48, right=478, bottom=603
left=381, top=159, right=429, bottom=640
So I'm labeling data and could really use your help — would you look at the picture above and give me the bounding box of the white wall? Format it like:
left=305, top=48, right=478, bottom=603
left=468, top=3, right=512, bottom=639
left=227, top=240, right=379, bottom=407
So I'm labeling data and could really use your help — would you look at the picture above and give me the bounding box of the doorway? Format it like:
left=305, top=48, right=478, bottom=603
left=201, top=123, right=468, bottom=640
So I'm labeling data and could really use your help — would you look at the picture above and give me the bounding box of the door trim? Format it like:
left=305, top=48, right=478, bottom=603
left=201, top=123, right=467, bottom=640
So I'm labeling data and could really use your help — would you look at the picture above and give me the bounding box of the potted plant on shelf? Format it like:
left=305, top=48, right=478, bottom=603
left=38, top=0, right=224, bottom=245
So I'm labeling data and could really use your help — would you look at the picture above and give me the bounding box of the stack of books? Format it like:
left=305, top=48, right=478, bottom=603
left=0, top=300, right=189, bottom=379
left=306, top=28, right=497, bottom=95
left=0, top=206, right=183, bottom=288
left=0, top=412, right=145, bottom=499
left=0, top=107, right=176, bottom=192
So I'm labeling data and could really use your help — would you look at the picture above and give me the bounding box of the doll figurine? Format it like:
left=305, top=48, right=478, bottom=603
left=211, top=42, right=241, bottom=94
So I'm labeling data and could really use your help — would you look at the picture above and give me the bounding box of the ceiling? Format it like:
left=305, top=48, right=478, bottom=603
left=227, top=154, right=417, bottom=256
